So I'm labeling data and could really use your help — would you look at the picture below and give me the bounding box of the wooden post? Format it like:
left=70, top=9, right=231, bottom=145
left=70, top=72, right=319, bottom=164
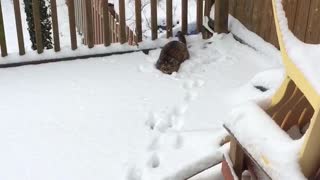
left=214, top=0, right=229, bottom=33
left=135, top=0, right=142, bottom=42
left=13, top=0, right=25, bottom=55
left=85, top=0, right=94, bottom=48
left=118, top=0, right=126, bottom=44
left=0, top=0, right=7, bottom=57
left=103, top=0, right=110, bottom=46
left=151, top=0, right=158, bottom=40
left=50, top=0, right=61, bottom=52
left=32, top=0, right=43, bottom=54
left=196, top=0, right=203, bottom=33
left=68, top=0, right=77, bottom=50
left=181, top=0, right=188, bottom=34
left=166, top=0, right=173, bottom=38
left=229, top=137, right=245, bottom=177
left=203, top=0, right=214, bottom=39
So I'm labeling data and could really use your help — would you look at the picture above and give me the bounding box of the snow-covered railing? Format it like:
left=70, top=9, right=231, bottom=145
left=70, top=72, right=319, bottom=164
left=0, top=0, right=231, bottom=65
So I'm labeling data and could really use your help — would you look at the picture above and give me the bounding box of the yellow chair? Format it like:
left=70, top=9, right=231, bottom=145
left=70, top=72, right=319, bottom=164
left=223, top=0, right=320, bottom=179
left=271, top=0, right=320, bottom=177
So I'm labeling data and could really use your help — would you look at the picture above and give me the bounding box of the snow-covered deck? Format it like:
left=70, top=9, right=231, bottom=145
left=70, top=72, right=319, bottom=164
left=0, top=33, right=283, bottom=180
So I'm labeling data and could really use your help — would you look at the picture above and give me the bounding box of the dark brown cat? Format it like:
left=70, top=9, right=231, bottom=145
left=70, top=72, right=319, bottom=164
left=155, top=31, right=190, bottom=74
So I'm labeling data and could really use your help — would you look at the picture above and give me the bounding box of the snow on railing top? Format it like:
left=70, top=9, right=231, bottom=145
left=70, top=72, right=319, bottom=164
left=110, top=0, right=198, bottom=37
left=274, top=0, right=320, bottom=94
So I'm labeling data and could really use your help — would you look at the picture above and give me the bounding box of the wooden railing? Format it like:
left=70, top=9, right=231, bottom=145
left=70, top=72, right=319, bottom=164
left=0, top=0, right=229, bottom=60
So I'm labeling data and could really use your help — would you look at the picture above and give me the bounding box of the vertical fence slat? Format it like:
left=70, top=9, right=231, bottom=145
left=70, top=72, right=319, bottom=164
left=251, top=0, right=263, bottom=34
left=242, top=0, right=254, bottom=30
left=0, top=0, right=7, bottom=57
left=258, top=0, right=272, bottom=40
left=32, top=0, right=43, bottom=54
left=181, top=0, right=188, bottom=34
left=13, top=0, right=25, bottom=55
left=214, top=0, right=229, bottom=34
left=166, top=0, right=172, bottom=38
left=293, top=0, right=312, bottom=41
left=86, top=0, right=94, bottom=48
left=283, top=0, right=298, bottom=31
left=110, top=14, right=114, bottom=43
left=135, top=0, right=142, bottom=42
left=68, top=0, right=77, bottom=50
left=196, top=0, right=203, bottom=33
left=50, top=0, right=61, bottom=52
left=203, top=0, right=214, bottom=39
left=305, top=0, right=320, bottom=44
left=228, top=0, right=237, bottom=16
left=151, top=0, right=158, bottom=40
left=119, top=0, right=126, bottom=44
left=103, top=0, right=110, bottom=46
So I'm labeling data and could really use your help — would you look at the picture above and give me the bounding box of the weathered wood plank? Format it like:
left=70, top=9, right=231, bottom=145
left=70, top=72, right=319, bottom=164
left=103, top=0, right=110, bottom=46
left=242, top=0, right=254, bottom=30
left=196, top=0, right=203, bottom=33
left=135, top=0, right=142, bottom=42
left=32, top=0, right=43, bottom=54
left=181, top=0, right=188, bottom=34
left=228, top=0, right=236, bottom=16
left=214, top=0, right=229, bottom=33
left=119, top=0, right=126, bottom=44
left=85, top=0, right=94, bottom=48
left=293, top=0, right=312, bottom=41
left=305, top=0, right=320, bottom=44
left=68, top=0, right=77, bottom=50
left=283, top=0, right=298, bottom=31
left=229, top=137, right=245, bottom=177
left=50, top=0, right=60, bottom=52
left=259, top=0, right=273, bottom=40
left=151, top=0, right=158, bottom=40
left=13, top=0, right=25, bottom=55
left=0, top=0, right=6, bottom=57
left=251, top=0, right=263, bottom=35
left=235, top=0, right=246, bottom=24
left=166, top=0, right=173, bottom=38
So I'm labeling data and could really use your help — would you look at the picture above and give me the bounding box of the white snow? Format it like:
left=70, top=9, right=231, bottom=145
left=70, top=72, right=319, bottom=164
left=274, top=0, right=320, bottom=94
left=225, top=102, right=306, bottom=180
left=0, top=32, right=282, bottom=180
left=208, top=4, right=282, bottom=66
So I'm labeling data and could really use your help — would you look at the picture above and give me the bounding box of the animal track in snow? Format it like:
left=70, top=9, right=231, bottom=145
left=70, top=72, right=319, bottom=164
left=148, top=134, right=161, bottom=151
left=172, top=104, right=188, bottom=117
left=145, top=112, right=159, bottom=130
left=147, top=153, right=160, bottom=168
left=174, top=134, right=184, bottom=149
left=185, top=91, right=198, bottom=102
left=183, top=79, right=196, bottom=90
left=126, top=166, right=142, bottom=180
left=155, top=119, right=171, bottom=133
left=194, top=79, right=205, bottom=88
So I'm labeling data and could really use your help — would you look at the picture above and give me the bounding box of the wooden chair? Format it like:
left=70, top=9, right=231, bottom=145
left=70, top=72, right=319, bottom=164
left=222, top=0, right=320, bottom=179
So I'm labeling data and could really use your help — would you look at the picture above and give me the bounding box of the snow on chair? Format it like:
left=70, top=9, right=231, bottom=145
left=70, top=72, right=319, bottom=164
left=221, top=0, right=320, bottom=179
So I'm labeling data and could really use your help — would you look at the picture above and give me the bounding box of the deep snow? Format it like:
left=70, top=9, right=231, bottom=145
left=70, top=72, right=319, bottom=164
left=0, top=33, right=283, bottom=180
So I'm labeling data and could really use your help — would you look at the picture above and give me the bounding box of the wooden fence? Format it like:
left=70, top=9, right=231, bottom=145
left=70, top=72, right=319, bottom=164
left=0, top=0, right=226, bottom=58
left=229, top=0, right=320, bottom=48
